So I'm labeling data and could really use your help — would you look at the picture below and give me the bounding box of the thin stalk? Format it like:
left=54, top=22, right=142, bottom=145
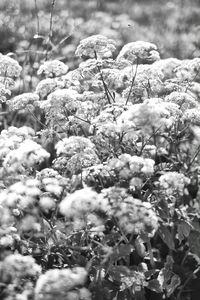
left=34, top=0, right=40, bottom=34
left=147, top=238, right=156, bottom=269
left=125, top=58, right=139, bottom=105
left=45, top=0, right=56, bottom=60
left=94, top=50, right=114, bottom=104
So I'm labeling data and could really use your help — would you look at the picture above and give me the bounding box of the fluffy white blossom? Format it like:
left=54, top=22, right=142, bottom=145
left=75, top=35, right=116, bottom=59
left=0, top=53, right=22, bottom=78
left=8, top=92, right=40, bottom=111
left=109, top=154, right=155, bottom=177
left=174, top=58, right=200, bottom=81
left=118, top=98, right=181, bottom=135
left=3, top=139, right=50, bottom=173
left=37, top=60, right=69, bottom=78
left=0, top=82, right=11, bottom=102
left=0, top=179, right=40, bottom=209
left=165, top=91, right=198, bottom=110
left=153, top=58, right=181, bottom=79
left=159, top=172, right=190, bottom=195
left=56, top=136, right=96, bottom=157
left=0, top=126, right=35, bottom=160
left=0, top=254, right=41, bottom=281
left=116, top=41, right=160, bottom=64
left=39, top=194, right=56, bottom=212
left=39, top=89, right=80, bottom=123
left=60, top=187, right=108, bottom=218
left=35, top=267, right=90, bottom=300
left=36, top=78, right=64, bottom=99
left=182, top=108, right=200, bottom=125
left=100, top=187, right=158, bottom=235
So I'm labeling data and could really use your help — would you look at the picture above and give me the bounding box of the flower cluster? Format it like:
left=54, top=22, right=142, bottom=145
left=0, top=253, right=41, bottom=282
left=3, top=139, right=50, bottom=173
left=75, top=35, right=117, bottom=59
left=118, top=98, right=181, bottom=135
left=54, top=136, right=99, bottom=174
left=0, top=54, right=22, bottom=103
left=0, top=126, right=35, bottom=163
left=100, top=187, right=159, bottom=235
left=0, top=178, right=40, bottom=210
left=35, top=77, right=65, bottom=99
left=116, top=41, right=160, bottom=64
left=35, top=267, right=91, bottom=300
left=0, top=53, right=22, bottom=78
left=60, top=187, right=108, bottom=229
left=8, top=92, right=40, bottom=111
left=1, top=30, right=200, bottom=300
left=109, top=154, right=155, bottom=178
left=37, top=60, right=69, bottom=78
left=120, top=270, right=147, bottom=293
left=159, top=172, right=190, bottom=196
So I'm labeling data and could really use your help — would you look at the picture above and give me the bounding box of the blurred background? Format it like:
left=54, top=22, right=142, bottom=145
left=1, top=0, right=200, bottom=91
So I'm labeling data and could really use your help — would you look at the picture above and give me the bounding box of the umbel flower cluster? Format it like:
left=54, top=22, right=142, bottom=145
left=0, top=34, right=200, bottom=300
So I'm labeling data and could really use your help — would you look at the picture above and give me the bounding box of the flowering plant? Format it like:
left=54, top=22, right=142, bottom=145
left=0, top=10, right=200, bottom=298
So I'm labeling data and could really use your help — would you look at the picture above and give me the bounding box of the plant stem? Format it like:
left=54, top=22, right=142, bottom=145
left=147, top=238, right=155, bottom=269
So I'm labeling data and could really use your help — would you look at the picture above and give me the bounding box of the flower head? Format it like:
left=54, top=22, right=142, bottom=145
left=8, top=93, right=40, bottom=111
left=35, top=267, right=90, bottom=300
left=38, top=60, right=69, bottom=78
left=3, top=139, right=50, bottom=173
left=159, top=172, right=190, bottom=195
left=60, top=187, right=108, bottom=218
left=75, top=35, right=116, bottom=59
left=0, top=53, right=22, bottom=78
left=0, top=254, right=41, bottom=282
left=117, top=41, right=160, bottom=64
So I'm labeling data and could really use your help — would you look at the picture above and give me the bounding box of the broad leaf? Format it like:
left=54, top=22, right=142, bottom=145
left=158, top=225, right=175, bottom=250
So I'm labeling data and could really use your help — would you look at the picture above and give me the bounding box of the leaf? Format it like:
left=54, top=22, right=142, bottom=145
left=158, top=225, right=175, bottom=250
left=147, top=279, right=163, bottom=293
left=111, top=244, right=134, bottom=261
left=166, top=274, right=181, bottom=297
left=177, top=220, right=191, bottom=243
left=188, top=230, right=200, bottom=257
left=157, top=262, right=181, bottom=297
left=108, top=266, right=130, bottom=282
left=157, top=268, right=171, bottom=288
left=134, top=237, right=146, bottom=258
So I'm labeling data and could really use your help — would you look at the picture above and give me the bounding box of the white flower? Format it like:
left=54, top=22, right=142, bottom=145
left=38, top=60, right=69, bottom=78
left=153, top=58, right=181, bottom=79
left=100, top=187, right=159, bottom=235
left=56, top=136, right=96, bottom=157
left=3, top=139, right=50, bottom=172
left=0, top=179, right=40, bottom=209
left=109, top=154, right=155, bottom=179
left=165, top=92, right=198, bottom=110
left=159, top=172, right=190, bottom=195
left=39, top=195, right=56, bottom=212
left=0, top=82, right=11, bottom=102
left=116, top=41, right=160, bottom=64
left=0, top=53, right=22, bottom=77
left=182, top=108, right=200, bottom=125
left=41, top=177, right=63, bottom=195
left=75, top=35, right=116, bottom=59
left=60, top=187, right=108, bottom=218
left=175, top=58, right=200, bottom=81
left=8, top=93, right=40, bottom=111
left=0, top=126, right=35, bottom=161
left=35, top=267, right=90, bottom=300
left=118, top=98, right=181, bottom=135
left=36, top=78, right=65, bottom=99
left=0, top=254, right=41, bottom=281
